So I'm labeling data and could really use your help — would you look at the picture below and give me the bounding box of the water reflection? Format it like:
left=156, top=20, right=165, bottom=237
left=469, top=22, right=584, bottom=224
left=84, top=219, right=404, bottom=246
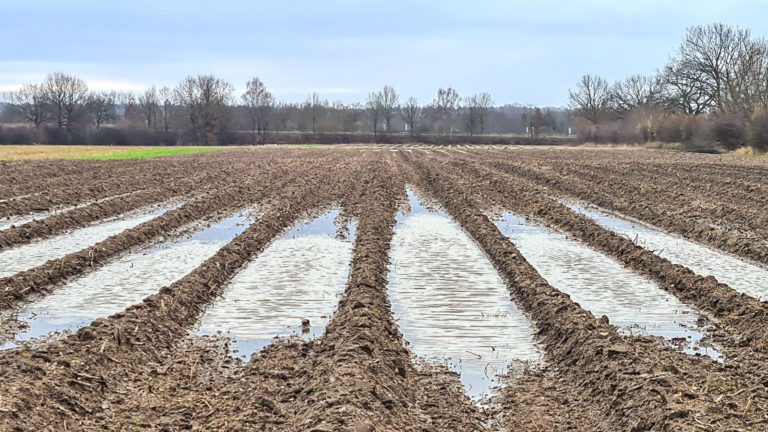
left=494, top=212, right=721, bottom=360
left=0, top=202, right=180, bottom=278
left=196, top=209, right=355, bottom=360
left=1, top=208, right=256, bottom=349
left=564, top=201, right=768, bottom=301
left=0, top=193, right=133, bottom=232
left=388, top=189, right=541, bottom=398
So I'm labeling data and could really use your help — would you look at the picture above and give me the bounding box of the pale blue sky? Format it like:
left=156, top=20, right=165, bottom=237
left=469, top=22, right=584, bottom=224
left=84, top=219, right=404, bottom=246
left=1, top=0, right=767, bottom=106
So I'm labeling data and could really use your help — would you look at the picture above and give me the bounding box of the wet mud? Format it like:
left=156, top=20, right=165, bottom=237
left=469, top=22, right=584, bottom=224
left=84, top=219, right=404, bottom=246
left=1, top=148, right=768, bottom=430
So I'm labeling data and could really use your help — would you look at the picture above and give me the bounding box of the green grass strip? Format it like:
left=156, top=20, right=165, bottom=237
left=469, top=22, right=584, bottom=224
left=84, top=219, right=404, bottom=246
left=78, top=147, right=223, bottom=159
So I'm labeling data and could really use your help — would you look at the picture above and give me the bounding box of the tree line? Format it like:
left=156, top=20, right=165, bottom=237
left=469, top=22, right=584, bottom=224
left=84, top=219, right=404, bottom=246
left=569, top=23, right=768, bottom=151
left=0, top=74, right=571, bottom=145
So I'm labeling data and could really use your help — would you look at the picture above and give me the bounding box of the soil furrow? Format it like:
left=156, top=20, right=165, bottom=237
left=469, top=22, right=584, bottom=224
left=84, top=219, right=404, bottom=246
left=405, top=154, right=767, bottom=430
left=0, top=159, right=341, bottom=430
left=490, top=159, right=768, bottom=268
left=450, top=159, right=768, bottom=355
left=0, top=167, right=295, bottom=311
left=0, top=154, right=292, bottom=250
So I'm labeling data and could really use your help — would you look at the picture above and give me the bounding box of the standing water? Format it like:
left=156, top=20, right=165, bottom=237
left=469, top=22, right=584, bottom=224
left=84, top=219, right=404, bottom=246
left=196, top=209, right=356, bottom=360
left=495, top=212, right=721, bottom=360
left=0, top=202, right=180, bottom=278
left=0, top=208, right=257, bottom=349
left=388, top=189, right=541, bottom=398
left=565, top=201, right=768, bottom=301
left=0, top=192, right=134, bottom=232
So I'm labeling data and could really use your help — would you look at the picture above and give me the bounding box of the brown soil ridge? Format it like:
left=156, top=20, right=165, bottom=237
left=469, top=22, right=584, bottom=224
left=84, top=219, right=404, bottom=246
left=526, top=158, right=768, bottom=239
left=461, top=159, right=768, bottom=356
left=0, top=159, right=342, bottom=430
left=0, top=165, right=295, bottom=312
left=0, top=159, right=216, bottom=219
left=405, top=154, right=766, bottom=430
left=0, top=179, right=206, bottom=251
left=282, top=158, right=484, bottom=431
left=491, top=159, right=768, bottom=270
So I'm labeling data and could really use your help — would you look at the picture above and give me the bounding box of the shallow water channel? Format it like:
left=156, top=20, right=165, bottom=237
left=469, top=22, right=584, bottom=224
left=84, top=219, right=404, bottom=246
left=0, top=192, right=134, bottom=232
left=0, top=202, right=179, bottom=278
left=564, top=201, right=768, bottom=301
left=0, top=208, right=257, bottom=349
left=494, top=212, right=721, bottom=360
left=195, top=209, right=355, bottom=360
left=388, top=189, right=541, bottom=398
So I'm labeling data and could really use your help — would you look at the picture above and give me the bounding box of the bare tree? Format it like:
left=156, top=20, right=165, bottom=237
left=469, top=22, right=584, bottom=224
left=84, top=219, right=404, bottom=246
left=174, top=75, right=234, bottom=145
left=242, top=78, right=275, bottom=144
left=43, top=72, right=89, bottom=131
left=380, top=85, right=399, bottom=133
left=610, top=75, right=665, bottom=113
left=465, top=92, right=493, bottom=134
left=568, top=74, right=611, bottom=123
left=673, top=23, right=768, bottom=119
left=138, top=86, right=160, bottom=130
left=401, top=97, right=421, bottom=136
left=87, top=92, right=116, bottom=130
left=366, top=91, right=383, bottom=136
left=435, top=87, right=460, bottom=113
left=117, top=92, right=142, bottom=126
left=6, top=84, right=49, bottom=127
left=305, top=92, right=324, bottom=136
left=346, top=102, right=364, bottom=132
left=434, top=87, right=460, bottom=135
left=158, top=86, right=174, bottom=132
left=662, top=61, right=714, bottom=115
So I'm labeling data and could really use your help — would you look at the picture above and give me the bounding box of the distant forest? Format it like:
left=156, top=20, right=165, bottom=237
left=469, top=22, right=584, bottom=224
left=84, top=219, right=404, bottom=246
left=0, top=75, right=571, bottom=146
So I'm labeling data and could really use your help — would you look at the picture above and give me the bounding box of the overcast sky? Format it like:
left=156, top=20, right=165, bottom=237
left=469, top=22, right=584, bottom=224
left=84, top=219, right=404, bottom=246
left=2, top=0, right=768, bottom=106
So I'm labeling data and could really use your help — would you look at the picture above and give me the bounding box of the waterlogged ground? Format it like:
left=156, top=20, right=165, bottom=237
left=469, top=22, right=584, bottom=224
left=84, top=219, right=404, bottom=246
left=0, top=202, right=178, bottom=278
left=388, top=189, right=541, bottom=398
left=565, top=201, right=768, bottom=301
left=0, top=209, right=256, bottom=349
left=196, top=209, right=355, bottom=359
left=494, top=212, right=721, bottom=360
left=1, top=199, right=104, bottom=231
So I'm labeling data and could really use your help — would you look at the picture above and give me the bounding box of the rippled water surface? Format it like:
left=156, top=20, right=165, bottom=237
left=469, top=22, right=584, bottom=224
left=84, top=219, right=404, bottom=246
left=388, top=189, right=541, bottom=398
left=0, top=193, right=134, bottom=232
left=564, top=201, right=768, bottom=301
left=495, top=212, right=720, bottom=360
left=196, top=210, right=355, bottom=359
left=0, top=202, right=180, bottom=278
left=1, top=209, right=255, bottom=349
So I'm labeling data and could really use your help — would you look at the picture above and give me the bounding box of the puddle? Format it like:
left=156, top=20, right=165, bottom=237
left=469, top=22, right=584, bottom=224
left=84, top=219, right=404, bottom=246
left=0, top=202, right=184, bottom=278
left=0, top=193, right=134, bottom=232
left=388, top=189, right=541, bottom=399
left=494, top=212, right=721, bottom=361
left=0, top=208, right=257, bottom=350
left=565, top=201, right=768, bottom=301
left=195, top=209, right=355, bottom=360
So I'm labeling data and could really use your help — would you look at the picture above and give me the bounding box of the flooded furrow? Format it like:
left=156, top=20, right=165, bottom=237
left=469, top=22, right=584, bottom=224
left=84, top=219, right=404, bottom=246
left=565, top=201, right=768, bottom=301
left=195, top=209, right=355, bottom=359
left=388, top=189, right=541, bottom=398
left=0, top=192, right=135, bottom=232
left=494, top=212, right=720, bottom=360
left=0, top=208, right=257, bottom=349
left=0, top=202, right=180, bottom=278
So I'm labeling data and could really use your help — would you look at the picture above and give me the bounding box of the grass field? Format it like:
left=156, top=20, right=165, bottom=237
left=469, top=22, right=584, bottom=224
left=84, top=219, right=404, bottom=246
left=0, top=145, right=224, bottom=160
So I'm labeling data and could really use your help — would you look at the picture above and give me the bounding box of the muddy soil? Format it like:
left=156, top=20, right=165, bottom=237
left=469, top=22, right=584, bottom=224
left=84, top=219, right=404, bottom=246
left=1, top=147, right=768, bottom=431
left=404, top=153, right=768, bottom=430
left=484, top=149, right=768, bottom=268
